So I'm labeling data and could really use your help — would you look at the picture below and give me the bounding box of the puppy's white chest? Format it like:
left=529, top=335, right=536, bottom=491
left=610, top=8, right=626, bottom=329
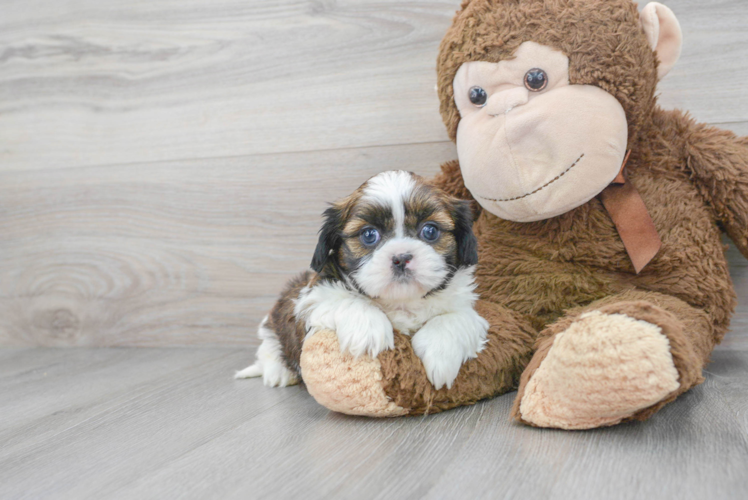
left=380, top=303, right=433, bottom=335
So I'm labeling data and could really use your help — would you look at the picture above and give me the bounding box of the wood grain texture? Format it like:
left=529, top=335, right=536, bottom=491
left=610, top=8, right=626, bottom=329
left=655, top=0, right=748, bottom=125
left=0, top=0, right=744, bottom=171
left=722, top=242, right=748, bottom=350
left=0, top=0, right=747, bottom=346
left=0, top=0, right=457, bottom=170
left=0, top=142, right=450, bottom=346
left=0, top=347, right=746, bottom=499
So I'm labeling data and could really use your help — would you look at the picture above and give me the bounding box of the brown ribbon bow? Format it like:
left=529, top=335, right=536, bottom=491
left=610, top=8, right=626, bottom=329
left=598, top=150, right=662, bottom=274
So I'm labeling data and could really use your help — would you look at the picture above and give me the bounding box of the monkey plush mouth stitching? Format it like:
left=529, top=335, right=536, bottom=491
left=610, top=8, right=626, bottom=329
left=479, top=153, right=585, bottom=203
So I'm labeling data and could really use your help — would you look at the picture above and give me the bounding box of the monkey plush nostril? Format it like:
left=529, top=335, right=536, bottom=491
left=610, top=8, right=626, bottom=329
left=391, top=253, right=413, bottom=273
left=486, top=87, right=530, bottom=115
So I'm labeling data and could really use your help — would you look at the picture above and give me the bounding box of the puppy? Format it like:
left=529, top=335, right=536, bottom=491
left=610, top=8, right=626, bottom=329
left=236, top=170, right=488, bottom=389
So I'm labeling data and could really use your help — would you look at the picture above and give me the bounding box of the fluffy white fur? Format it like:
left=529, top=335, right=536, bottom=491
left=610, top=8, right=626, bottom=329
left=294, top=281, right=395, bottom=358
left=388, top=267, right=488, bottom=389
left=362, top=170, right=415, bottom=238
left=411, top=309, right=488, bottom=390
left=235, top=316, right=299, bottom=387
left=353, top=237, right=448, bottom=301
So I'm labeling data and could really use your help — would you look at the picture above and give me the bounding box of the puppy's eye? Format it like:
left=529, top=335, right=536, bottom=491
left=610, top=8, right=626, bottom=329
left=468, top=86, right=487, bottom=107
left=524, top=68, right=548, bottom=92
left=419, top=223, right=440, bottom=242
left=360, top=227, right=381, bottom=247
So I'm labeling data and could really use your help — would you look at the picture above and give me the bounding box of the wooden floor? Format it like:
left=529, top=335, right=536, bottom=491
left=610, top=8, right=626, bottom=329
left=2, top=0, right=748, bottom=498
left=1, top=343, right=747, bottom=499
left=1, top=243, right=747, bottom=499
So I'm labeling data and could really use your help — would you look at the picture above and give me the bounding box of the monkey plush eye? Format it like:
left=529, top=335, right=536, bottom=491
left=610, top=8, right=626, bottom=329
left=360, top=227, right=381, bottom=247
left=524, top=68, right=548, bottom=91
left=419, top=223, right=441, bottom=242
left=468, top=86, right=488, bottom=107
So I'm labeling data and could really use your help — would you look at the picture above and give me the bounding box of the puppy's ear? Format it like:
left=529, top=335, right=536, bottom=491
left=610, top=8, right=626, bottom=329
left=311, top=205, right=344, bottom=274
left=452, top=199, right=479, bottom=267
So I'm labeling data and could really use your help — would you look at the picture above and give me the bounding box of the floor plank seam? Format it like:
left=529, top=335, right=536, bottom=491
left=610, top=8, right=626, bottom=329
left=0, top=139, right=458, bottom=175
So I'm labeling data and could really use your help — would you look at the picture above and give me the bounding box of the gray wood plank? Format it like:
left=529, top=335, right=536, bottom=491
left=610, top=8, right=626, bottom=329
left=0, top=0, right=745, bottom=171
left=0, top=142, right=451, bottom=346
left=0, top=347, right=746, bottom=500
left=656, top=0, right=748, bottom=126
left=5, top=149, right=748, bottom=349
left=424, top=376, right=748, bottom=500
left=724, top=241, right=748, bottom=350
left=715, top=121, right=748, bottom=138
left=114, top=392, right=485, bottom=500
left=0, top=348, right=301, bottom=499
left=0, top=0, right=456, bottom=170
left=0, top=348, right=241, bottom=452
left=705, top=349, right=748, bottom=436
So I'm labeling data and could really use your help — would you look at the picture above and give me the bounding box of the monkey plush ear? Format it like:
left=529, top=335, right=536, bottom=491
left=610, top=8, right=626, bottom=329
left=640, top=2, right=683, bottom=80
left=310, top=206, right=343, bottom=274
left=452, top=200, right=479, bottom=268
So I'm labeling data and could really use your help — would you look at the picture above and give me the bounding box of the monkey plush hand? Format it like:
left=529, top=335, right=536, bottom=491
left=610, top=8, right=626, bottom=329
left=299, top=0, right=748, bottom=427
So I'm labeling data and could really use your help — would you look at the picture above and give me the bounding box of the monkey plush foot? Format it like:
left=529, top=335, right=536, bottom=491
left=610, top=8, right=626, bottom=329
left=299, top=301, right=536, bottom=417
left=512, top=308, right=686, bottom=430
left=300, top=330, right=408, bottom=417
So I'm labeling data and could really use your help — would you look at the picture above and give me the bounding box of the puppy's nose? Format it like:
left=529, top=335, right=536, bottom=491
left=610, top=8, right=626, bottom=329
left=391, top=253, right=413, bottom=272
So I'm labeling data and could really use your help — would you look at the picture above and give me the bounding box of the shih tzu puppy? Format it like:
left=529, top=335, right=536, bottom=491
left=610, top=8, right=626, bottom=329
left=236, top=170, right=488, bottom=390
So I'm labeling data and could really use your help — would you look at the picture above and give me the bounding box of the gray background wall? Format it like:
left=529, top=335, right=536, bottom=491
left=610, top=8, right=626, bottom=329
left=1, top=0, right=747, bottom=347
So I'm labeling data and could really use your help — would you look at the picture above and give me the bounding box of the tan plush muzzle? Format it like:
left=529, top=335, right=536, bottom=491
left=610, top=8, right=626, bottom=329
left=453, top=42, right=629, bottom=222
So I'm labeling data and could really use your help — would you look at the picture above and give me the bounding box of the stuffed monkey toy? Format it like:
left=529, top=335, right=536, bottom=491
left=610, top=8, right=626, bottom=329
left=298, top=0, right=748, bottom=429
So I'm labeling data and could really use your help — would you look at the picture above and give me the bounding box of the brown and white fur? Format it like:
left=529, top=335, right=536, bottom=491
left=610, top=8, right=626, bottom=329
left=236, top=170, right=488, bottom=390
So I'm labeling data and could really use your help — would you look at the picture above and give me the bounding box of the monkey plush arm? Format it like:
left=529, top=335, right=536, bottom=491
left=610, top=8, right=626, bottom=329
left=430, top=160, right=483, bottom=220
left=299, top=300, right=536, bottom=416
left=685, top=121, right=748, bottom=257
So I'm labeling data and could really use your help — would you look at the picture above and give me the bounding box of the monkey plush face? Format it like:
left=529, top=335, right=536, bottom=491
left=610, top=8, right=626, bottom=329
left=438, top=0, right=683, bottom=222
left=453, top=42, right=628, bottom=222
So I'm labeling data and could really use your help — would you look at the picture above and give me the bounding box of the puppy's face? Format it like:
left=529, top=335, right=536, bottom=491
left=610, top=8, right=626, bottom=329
left=311, top=171, right=477, bottom=301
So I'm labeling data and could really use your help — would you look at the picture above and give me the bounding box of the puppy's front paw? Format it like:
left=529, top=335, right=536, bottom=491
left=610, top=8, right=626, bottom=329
left=411, top=311, right=488, bottom=389
left=334, top=301, right=394, bottom=358
left=413, top=339, right=464, bottom=390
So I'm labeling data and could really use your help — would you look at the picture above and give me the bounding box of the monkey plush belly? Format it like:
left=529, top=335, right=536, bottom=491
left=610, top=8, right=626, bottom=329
left=472, top=172, right=736, bottom=337
left=473, top=209, right=630, bottom=329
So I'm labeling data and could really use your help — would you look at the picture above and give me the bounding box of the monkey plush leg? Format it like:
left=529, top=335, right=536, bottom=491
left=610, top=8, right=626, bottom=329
left=300, top=300, right=536, bottom=416
left=511, top=290, right=714, bottom=429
